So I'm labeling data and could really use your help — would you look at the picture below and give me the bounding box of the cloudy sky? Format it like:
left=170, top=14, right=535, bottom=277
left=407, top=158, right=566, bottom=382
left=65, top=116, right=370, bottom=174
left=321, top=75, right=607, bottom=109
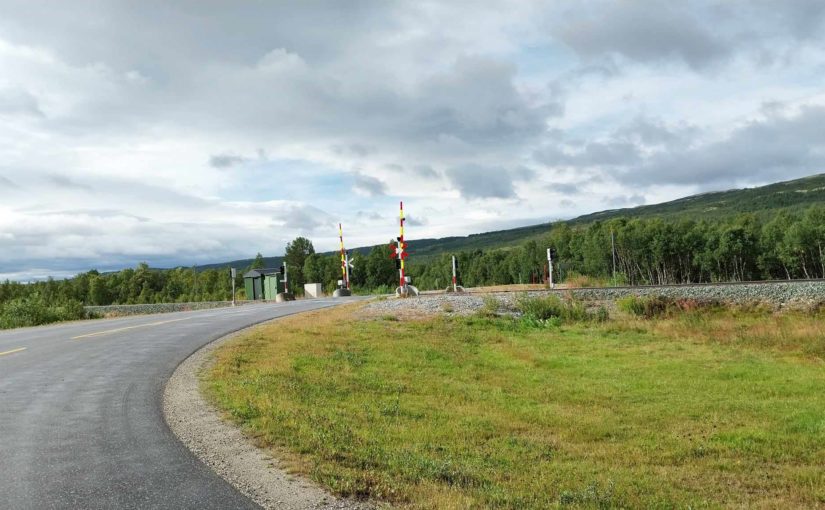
left=1, top=1, right=825, bottom=280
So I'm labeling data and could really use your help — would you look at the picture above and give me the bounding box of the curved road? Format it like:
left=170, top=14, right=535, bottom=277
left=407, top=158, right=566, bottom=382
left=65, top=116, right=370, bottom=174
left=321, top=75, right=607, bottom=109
left=0, top=299, right=353, bottom=509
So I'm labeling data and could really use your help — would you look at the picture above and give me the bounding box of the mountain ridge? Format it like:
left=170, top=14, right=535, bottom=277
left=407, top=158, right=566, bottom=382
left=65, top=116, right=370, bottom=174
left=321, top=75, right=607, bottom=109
left=196, top=172, right=825, bottom=271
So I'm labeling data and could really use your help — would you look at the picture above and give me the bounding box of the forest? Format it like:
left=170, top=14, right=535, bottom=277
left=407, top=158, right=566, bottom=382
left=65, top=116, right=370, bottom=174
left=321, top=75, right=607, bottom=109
left=375, top=204, right=825, bottom=290
left=1, top=204, right=824, bottom=326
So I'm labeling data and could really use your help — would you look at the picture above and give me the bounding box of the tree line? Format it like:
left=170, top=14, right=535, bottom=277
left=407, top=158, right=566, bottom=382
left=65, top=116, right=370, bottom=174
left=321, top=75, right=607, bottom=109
left=2, top=204, right=824, bottom=315
left=409, top=204, right=825, bottom=288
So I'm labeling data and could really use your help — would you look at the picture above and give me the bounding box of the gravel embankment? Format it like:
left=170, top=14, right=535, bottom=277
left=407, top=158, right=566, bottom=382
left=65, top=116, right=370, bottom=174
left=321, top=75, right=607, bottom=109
left=164, top=330, right=373, bottom=510
left=365, top=280, right=825, bottom=317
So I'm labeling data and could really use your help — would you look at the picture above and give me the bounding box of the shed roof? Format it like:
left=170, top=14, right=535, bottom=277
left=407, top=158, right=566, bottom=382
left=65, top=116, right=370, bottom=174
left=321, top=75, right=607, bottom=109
left=243, top=268, right=281, bottom=278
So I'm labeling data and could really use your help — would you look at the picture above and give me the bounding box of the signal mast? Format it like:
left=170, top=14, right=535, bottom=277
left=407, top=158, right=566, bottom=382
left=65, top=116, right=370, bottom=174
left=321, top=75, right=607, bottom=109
left=389, top=201, right=418, bottom=297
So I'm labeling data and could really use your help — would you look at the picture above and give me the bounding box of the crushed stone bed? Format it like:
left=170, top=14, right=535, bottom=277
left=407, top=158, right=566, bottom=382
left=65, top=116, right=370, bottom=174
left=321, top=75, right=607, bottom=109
left=163, top=329, right=373, bottom=510
left=365, top=280, right=825, bottom=316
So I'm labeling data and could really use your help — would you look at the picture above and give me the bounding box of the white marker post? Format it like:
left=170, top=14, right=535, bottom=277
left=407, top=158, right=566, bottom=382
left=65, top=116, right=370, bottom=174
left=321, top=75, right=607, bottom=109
left=230, top=267, right=237, bottom=306
left=547, top=248, right=555, bottom=289
left=344, top=251, right=351, bottom=290
left=283, top=264, right=289, bottom=295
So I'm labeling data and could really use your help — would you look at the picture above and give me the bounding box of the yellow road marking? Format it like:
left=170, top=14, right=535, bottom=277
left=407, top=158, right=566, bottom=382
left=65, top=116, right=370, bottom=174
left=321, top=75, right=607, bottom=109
left=71, top=317, right=192, bottom=340
left=0, top=347, right=26, bottom=357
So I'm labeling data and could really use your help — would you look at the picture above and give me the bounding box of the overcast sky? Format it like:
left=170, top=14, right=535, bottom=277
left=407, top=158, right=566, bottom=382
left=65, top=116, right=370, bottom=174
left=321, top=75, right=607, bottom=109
left=1, top=1, right=825, bottom=280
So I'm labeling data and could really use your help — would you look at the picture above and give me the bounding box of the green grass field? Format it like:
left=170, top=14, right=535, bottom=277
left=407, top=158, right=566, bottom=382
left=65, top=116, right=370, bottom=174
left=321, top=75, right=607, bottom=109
left=205, top=303, right=825, bottom=509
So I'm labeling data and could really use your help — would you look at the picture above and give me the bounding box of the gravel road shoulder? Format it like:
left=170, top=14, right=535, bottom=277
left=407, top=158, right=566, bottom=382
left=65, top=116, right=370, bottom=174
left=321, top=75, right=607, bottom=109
left=163, top=328, right=373, bottom=510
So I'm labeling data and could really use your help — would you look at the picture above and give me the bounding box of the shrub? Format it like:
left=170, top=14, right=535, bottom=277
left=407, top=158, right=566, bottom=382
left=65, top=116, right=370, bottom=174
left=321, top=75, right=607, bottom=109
left=0, top=295, right=88, bottom=329
left=618, top=295, right=727, bottom=319
left=478, top=295, right=500, bottom=317
left=617, top=295, right=673, bottom=318
left=515, top=294, right=595, bottom=324
left=617, top=295, right=646, bottom=317
left=516, top=294, right=564, bottom=320
left=607, top=272, right=629, bottom=287
left=563, top=272, right=606, bottom=289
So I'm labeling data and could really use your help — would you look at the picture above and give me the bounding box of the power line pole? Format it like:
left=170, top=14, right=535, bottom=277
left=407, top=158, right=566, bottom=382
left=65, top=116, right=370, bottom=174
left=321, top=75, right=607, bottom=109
left=230, top=267, right=236, bottom=306
left=611, top=230, right=617, bottom=280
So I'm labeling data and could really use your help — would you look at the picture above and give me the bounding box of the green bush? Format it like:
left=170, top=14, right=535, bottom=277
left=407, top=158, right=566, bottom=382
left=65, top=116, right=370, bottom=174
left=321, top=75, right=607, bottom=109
left=0, top=295, right=89, bottom=329
left=515, top=294, right=594, bottom=324
left=516, top=294, right=564, bottom=320
left=477, top=295, right=500, bottom=317
left=617, top=295, right=672, bottom=319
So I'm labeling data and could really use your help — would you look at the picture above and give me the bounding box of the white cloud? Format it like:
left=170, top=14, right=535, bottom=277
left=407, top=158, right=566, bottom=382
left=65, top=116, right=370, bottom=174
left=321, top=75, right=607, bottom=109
left=0, top=1, right=823, bottom=278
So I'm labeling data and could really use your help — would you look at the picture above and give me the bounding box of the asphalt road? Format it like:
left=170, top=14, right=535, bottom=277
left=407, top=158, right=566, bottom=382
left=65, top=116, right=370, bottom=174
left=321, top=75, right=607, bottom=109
left=0, top=299, right=354, bottom=509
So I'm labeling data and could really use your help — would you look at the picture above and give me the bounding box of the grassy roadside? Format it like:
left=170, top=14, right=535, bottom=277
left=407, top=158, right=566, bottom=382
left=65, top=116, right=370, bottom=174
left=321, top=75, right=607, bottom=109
left=204, top=301, right=825, bottom=509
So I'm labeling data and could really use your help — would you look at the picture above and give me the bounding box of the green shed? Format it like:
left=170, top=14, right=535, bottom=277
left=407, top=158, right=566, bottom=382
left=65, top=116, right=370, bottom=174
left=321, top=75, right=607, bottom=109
left=243, top=268, right=284, bottom=300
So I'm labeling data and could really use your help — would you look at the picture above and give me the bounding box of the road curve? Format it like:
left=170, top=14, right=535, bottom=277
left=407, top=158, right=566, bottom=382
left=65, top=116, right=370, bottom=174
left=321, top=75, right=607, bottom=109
left=0, top=299, right=355, bottom=509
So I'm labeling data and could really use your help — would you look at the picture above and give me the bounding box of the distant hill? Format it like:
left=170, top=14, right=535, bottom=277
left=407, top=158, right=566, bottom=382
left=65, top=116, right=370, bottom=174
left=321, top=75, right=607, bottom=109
left=571, top=172, right=825, bottom=223
left=199, top=173, right=825, bottom=269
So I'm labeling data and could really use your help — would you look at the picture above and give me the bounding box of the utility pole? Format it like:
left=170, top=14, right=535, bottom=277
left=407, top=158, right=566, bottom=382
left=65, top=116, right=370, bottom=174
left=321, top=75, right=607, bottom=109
left=611, top=230, right=617, bottom=280
left=230, top=267, right=236, bottom=306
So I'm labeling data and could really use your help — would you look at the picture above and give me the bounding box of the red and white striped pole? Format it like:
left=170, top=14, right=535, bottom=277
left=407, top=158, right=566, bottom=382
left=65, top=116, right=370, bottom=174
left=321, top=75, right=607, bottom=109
left=339, top=223, right=349, bottom=290
left=452, top=255, right=457, bottom=292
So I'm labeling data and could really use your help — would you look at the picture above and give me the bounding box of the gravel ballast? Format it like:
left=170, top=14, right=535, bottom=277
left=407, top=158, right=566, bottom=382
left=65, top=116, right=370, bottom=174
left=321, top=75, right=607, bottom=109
left=365, top=280, right=825, bottom=316
left=163, top=329, right=372, bottom=510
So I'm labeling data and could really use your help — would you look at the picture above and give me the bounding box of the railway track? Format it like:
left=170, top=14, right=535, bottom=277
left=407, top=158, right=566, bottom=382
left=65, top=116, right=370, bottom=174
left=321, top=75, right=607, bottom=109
left=460, top=278, right=825, bottom=294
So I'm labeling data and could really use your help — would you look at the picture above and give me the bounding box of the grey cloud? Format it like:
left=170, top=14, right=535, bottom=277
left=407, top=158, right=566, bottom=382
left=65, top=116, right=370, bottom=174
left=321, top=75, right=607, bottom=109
left=555, top=2, right=729, bottom=69
left=356, top=210, right=382, bottom=221
left=612, top=116, right=696, bottom=147
left=405, top=56, right=557, bottom=149
left=552, top=1, right=825, bottom=70
left=276, top=205, right=331, bottom=232
left=405, top=214, right=427, bottom=227
left=412, top=165, right=439, bottom=179
left=605, top=194, right=646, bottom=208
left=209, top=153, right=249, bottom=169
left=751, top=0, right=825, bottom=39
left=534, top=116, right=697, bottom=172
left=0, top=2, right=387, bottom=72
left=546, top=182, right=581, bottom=195
left=46, top=174, right=92, bottom=190
left=628, top=106, right=825, bottom=186
left=0, top=88, right=44, bottom=117
left=0, top=4, right=557, bottom=163
left=445, top=164, right=527, bottom=200
left=0, top=175, right=20, bottom=190
left=352, top=173, right=388, bottom=196
left=534, top=141, right=640, bottom=167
